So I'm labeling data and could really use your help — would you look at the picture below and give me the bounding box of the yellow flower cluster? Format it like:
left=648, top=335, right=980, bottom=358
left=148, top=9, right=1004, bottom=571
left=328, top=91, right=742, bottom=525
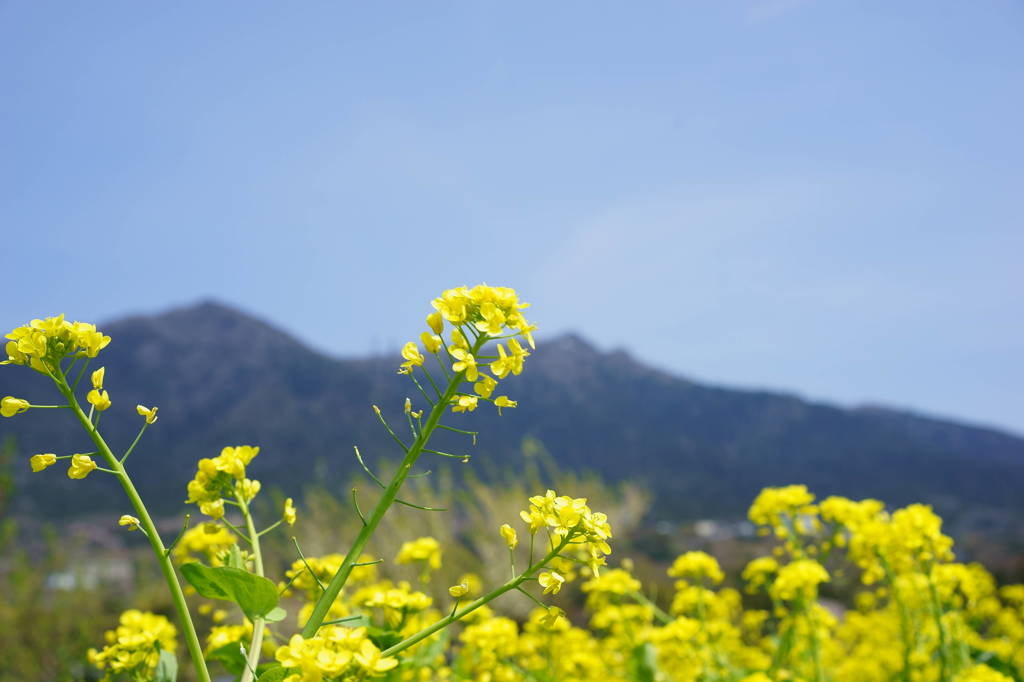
left=171, top=524, right=238, bottom=566
left=351, top=579, right=434, bottom=628
left=163, top=484, right=1020, bottom=682
left=518, top=489, right=613, bottom=574
left=395, top=536, right=443, bottom=571
left=87, top=610, right=176, bottom=681
left=747, top=484, right=817, bottom=540
left=400, top=285, right=534, bottom=415
left=668, top=551, right=725, bottom=585
left=769, top=559, right=830, bottom=602
left=3, top=314, right=110, bottom=372
left=581, top=567, right=642, bottom=610
left=184, top=445, right=261, bottom=519
left=274, top=626, right=398, bottom=681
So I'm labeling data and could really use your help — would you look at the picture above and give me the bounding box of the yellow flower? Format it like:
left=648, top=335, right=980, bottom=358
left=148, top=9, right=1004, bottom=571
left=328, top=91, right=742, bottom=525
left=427, top=311, right=444, bottom=335
left=449, top=582, right=470, bottom=598
left=539, top=571, right=565, bottom=595
left=1, top=396, right=30, bottom=417
left=199, top=499, right=225, bottom=520
left=283, top=497, right=297, bottom=526
left=399, top=341, right=424, bottom=373
left=420, top=331, right=442, bottom=354
left=540, top=606, right=566, bottom=629
left=119, top=515, right=141, bottom=531
left=452, top=395, right=478, bottom=413
left=500, top=523, right=518, bottom=550
left=68, top=454, right=98, bottom=479
left=354, top=638, right=398, bottom=673
left=474, top=375, right=497, bottom=398
left=91, top=366, right=105, bottom=390
left=30, top=453, right=57, bottom=472
left=474, top=302, right=506, bottom=336
left=136, top=404, right=159, bottom=424
left=451, top=348, right=479, bottom=381
left=494, top=396, right=517, bottom=414
left=450, top=328, right=469, bottom=352
left=87, top=389, right=111, bottom=411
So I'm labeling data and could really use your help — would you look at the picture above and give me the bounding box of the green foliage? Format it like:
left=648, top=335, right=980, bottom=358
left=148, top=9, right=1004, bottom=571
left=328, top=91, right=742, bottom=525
left=154, top=649, right=178, bottom=682
left=180, top=562, right=283, bottom=622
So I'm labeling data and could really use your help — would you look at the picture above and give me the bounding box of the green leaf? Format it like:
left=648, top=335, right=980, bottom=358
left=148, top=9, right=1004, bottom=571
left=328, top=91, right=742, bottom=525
left=365, top=624, right=403, bottom=650
left=180, top=562, right=280, bottom=621
left=264, top=606, right=287, bottom=623
left=628, top=642, right=658, bottom=682
left=154, top=649, right=178, bottom=682
left=206, top=641, right=246, bottom=676
left=257, top=664, right=290, bottom=681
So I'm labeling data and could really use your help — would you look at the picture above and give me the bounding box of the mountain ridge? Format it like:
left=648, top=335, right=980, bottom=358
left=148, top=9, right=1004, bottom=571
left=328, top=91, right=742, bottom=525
left=2, top=301, right=1022, bottom=526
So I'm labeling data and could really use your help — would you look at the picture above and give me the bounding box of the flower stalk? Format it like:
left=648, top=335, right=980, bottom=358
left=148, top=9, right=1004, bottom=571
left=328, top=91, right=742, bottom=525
left=300, top=335, right=485, bottom=637
left=53, top=373, right=212, bottom=682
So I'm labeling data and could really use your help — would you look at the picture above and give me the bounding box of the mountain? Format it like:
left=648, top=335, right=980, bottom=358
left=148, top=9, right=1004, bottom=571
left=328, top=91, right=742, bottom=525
left=2, top=301, right=1023, bottom=528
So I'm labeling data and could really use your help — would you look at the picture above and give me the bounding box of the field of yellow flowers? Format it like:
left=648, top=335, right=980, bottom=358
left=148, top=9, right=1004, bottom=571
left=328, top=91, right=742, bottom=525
left=3, top=285, right=1023, bottom=682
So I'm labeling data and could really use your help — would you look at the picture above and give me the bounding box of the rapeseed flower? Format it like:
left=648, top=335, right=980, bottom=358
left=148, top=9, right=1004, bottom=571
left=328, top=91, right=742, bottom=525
left=1, top=396, right=29, bottom=417
left=136, top=404, right=159, bottom=424
left=87, top=610, right=176, bottom=680
left=30, top=453, right=57, bottom=472
left=68, top=454, right=98, bottom=479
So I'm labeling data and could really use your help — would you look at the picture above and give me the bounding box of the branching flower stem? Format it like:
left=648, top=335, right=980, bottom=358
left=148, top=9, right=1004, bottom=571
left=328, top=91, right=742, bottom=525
left=52, top=374, right=212, bottom=682
left=299, top=334, right=487, bottom=638
left=382, top=532, right=575, bottom=658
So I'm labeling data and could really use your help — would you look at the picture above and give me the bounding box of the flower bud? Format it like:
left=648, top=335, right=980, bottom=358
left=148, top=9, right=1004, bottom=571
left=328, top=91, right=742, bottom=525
left=136, top=404, right=159, bottom=424
left=1, top=396, right=30, bottom=418
left=118, top=515, right=141, bottom=531
left=499, top=523, right=518, bottom=550
left=30, top=453, right=57, bottom=472
left=427, top=311, right=444, bottom=335
left=68, top=454, right=98, bottom=479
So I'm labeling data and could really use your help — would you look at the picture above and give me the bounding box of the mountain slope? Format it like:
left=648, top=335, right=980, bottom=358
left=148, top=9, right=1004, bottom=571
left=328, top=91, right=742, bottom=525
left=2, top=302, right=1022, bottom=524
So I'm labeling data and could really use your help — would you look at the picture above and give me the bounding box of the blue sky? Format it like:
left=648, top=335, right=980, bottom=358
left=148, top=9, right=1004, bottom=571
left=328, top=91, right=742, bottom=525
left=2, top=1, right=1022, bottom=433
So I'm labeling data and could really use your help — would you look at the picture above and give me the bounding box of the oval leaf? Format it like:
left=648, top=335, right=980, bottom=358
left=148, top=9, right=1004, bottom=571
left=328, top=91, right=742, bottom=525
left=181, top=562, right=280, bottom=621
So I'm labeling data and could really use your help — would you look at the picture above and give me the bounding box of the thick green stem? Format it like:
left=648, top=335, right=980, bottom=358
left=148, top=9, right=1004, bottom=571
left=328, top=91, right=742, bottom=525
left=383, top=534, right=573, bottom=658
left=236, top=492, right=265, bottom=682
left=300, top=335, right=486, bottom=638
left=56, top=377, right=211, bottom=682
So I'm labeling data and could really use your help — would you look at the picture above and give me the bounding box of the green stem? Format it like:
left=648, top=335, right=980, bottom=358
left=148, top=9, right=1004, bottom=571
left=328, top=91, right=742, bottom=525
left=631, top=591, right=672, bottom=625
left=803, top=594, right=824, bottom=682
left=236, top=491, right=265, bottom=682
left=300, top=335, right=487, bottom=638
left=881, top=555, right=913, bottom=682
left=925, top=565, right=951, bottom=682
left=55, top=377, right=211, bottom=682
left=383, top=533, right=572, bottom=658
